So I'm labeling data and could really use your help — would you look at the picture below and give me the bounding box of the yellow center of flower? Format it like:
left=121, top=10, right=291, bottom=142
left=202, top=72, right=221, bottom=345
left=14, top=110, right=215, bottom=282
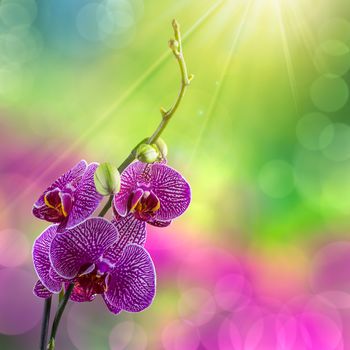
left=129, top=190, right=160, bottom=221
left=44, top=193, right=68, bottom=217
left=131, top=192, right=160, bottom=213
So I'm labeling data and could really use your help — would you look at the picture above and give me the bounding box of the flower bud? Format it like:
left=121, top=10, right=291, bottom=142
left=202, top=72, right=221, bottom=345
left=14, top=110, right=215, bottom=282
left=168, top=39, right=179, bottom=51
left=94, top=162, right=120, bottom=196
left=136, top=144, right=159, bottom=164
left=172, top=19, right=180, bottom=31
left=152, top=138, right=168, bottom=159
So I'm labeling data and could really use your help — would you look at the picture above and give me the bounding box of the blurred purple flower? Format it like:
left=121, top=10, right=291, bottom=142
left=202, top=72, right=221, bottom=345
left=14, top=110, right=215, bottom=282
left=113, top=161, right=191, bottom=228
left=33, top=217, right=155, bottom=314
left=32, top=160, right=103, bottom=230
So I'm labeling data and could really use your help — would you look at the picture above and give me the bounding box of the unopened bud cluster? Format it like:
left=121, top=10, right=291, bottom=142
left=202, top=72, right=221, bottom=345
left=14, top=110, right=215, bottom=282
left=136, top=138, right=168, bottom=164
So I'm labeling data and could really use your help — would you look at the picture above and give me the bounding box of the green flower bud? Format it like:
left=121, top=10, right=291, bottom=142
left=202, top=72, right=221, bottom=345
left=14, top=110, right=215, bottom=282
left=136, top=144, right=159, bottom=164
left=94, top=162, right=120, bottom=196
left=168, top=39, right=179, bottom=51
left=152, top=138, right=168, bottom=159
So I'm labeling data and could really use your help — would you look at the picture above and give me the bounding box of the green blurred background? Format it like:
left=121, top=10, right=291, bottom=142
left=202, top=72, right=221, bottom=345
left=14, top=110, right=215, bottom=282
left=1, top=0, right=350, bottom=349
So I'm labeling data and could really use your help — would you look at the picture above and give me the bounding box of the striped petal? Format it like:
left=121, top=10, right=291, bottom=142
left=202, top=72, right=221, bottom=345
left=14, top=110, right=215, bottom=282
left=148, top=219, right=172, bottom=227
left=104, top=244, right=156, bottom=313
left=104, top=214, right=146, bottom=262
left=50, top=218, right=118, bottom=279
left=103, top=294, right=122, bottom=314
left=66, top=163, right=103, bottom=228
left=33, top=160, right=87, bottom=208
left=33, top=280, right=52, bottom=299
left=149, top=163, right=191, bottom=221
left=32, top=225, right=62, bottom=293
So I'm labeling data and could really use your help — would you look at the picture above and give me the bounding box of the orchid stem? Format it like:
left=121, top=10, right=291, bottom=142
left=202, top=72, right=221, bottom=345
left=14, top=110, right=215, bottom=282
left=97, top=19, right=192, bottom=218
left=98, top=195, right=113, bottom=217
left=58, top=289, right=64, bottom=303
left=147, top=19, right=193, bottom=145
left=47, top=284, right=74, bottom=350
left=40, top=296, right=52, bottom=350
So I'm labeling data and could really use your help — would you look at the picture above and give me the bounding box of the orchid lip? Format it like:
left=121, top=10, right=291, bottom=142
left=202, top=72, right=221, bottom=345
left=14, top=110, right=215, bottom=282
left=74, top=264, right=110, bottom=299
left=73, top=258, right=114, bottom=299
left=129, top=188, right=161, bottom=221
left=44, top=188, right=73, bottom=218
left=79, top=263, right=95, bottom=276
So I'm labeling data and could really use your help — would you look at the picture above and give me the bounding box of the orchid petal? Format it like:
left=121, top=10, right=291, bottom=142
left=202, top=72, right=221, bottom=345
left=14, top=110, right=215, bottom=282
left=50, top=218, right=118, bottom=279
left=102, top=294, right=122, bottom=314
left=49, top=267, right=69, bottom=283
left=33, top=160, right=87, bottom=208
left=104, top=244, right=156, bottom=313
left=66, top=163, right=103, bottom=228
left=33, top=280, right=52, bottom=299
left=150, top=163, right=191, bottom=221
left=32, top=205, right=64, bottom=223
left=104, top=214, right=146, bottom=262
left=148, top=219, right=172, bottom=227
left=32, top=225, right=62, bottom=293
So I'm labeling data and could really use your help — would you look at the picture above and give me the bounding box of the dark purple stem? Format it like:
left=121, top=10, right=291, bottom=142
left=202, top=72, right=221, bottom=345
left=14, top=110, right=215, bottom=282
left=40, top=296, right=52, bottom=350
left=47, top=284, right=74, bottom=350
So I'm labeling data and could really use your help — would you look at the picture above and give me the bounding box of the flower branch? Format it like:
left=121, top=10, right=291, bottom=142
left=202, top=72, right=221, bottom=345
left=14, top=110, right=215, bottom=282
left=147, top=19, right=194, bottom=145
left=47, top=284, right=74, bottom=350
left=40, top=297, right=52, bottom=350
left=97, top=19, right=193, bottom=218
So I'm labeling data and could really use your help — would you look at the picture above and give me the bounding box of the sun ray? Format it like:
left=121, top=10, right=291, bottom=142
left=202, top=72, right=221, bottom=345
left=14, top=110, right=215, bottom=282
left=274, top=0, right=299, bottom=114
left=285, top=0, right=322, bottom=72
left=0, top=0, right=226, bottom=217
left=187, top=0, right=255, bottom=168
left=182, top=0, right=226, bottom=40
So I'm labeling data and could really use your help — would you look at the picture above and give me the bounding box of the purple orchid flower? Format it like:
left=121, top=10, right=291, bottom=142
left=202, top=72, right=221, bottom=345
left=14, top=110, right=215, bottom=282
left=32, top=160, right=103, bottom=230
left=33, top=217, right=155, bottom=314
left=113, top=161, right=191, bottom=228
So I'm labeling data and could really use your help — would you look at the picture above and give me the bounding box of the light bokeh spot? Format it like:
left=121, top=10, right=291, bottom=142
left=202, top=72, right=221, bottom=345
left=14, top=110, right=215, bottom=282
left=314, top=40, right=350, bottom=77
left=0, top=2, right=36, bottom=28
left=162, top=320, right=200, bottom=350
left=312, top=241, right=350, bottom=293
left=0, top=229, right=29, bottom=267
left=296, top=112, right=333, bottom=150
left=214, top=273, right=251, bottom=311
left=322, top=123, right=350, bottom=161
left=178, top=287, right=216, bottom=326
left=318, top=18, right=350, bottom=45
left=67, top=298, right=124, bottom=349
left=76, top=3, right=104, bottom=42
left=310, top=76, right=349, bottom=112
left=299, top=311, right=342, bottom=350
left=109, top=321, right=148, bottom=350
left=0, top=268, right=41, bottom=335
left=76, top=0, right=138, bottom=48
